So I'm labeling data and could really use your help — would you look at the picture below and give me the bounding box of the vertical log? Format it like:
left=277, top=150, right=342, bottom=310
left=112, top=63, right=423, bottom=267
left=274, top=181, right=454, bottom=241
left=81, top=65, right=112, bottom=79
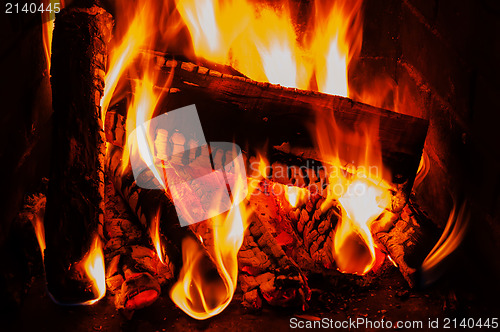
left=43, top=2, right=113, bottom=303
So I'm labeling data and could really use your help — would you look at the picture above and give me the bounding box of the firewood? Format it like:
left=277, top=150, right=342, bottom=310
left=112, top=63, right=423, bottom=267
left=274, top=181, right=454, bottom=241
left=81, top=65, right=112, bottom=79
left=138, top=51, right=427, bottom=201
left=43, top=2, right=113, bottom=304
left=372, top=198, right=440, bottom=287
left=104, top=178, right=173, bottom=311
left=237, top=209, right=311, bottom=309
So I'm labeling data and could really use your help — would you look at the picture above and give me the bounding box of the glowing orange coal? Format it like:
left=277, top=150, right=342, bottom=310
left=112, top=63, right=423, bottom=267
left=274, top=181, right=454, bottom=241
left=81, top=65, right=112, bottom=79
left=170, top=178, right=250, bottom=319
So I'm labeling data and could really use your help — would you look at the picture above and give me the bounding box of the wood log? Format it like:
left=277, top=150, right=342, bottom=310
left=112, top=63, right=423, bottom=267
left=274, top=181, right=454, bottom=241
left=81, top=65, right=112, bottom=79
left=104, top=177, right=173, bottom=312
left=43, top=2, right=113, bottom=304
left=237, top=208, right=311, bottom=309
left=132, top=51, right=428, bottom=200
left=372, top=198, right=440, bottom=288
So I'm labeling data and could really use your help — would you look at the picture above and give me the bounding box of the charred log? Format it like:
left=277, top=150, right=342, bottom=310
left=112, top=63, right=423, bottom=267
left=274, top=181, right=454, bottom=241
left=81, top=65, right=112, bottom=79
left=43, top=2, right=113, bottom=303
left=104, top=178, right=173, bottom=312
left=373, top=198, right=440, bottom=288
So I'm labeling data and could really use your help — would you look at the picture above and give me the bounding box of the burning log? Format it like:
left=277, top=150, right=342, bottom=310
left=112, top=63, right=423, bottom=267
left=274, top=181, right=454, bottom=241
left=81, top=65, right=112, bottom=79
left=141, top=52, right=428, bottom=202
left=103, top=178, right=173, bottom=311
left=372, top=198, right=440, bottom=288
left=236, top=209, right=311, bottom=309
left=43, top=2, right=113, bottom=303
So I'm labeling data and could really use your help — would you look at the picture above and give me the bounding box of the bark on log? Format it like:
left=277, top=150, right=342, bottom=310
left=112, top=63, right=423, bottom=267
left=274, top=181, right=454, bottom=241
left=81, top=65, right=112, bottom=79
left=43, top=2, right=113, bottom=303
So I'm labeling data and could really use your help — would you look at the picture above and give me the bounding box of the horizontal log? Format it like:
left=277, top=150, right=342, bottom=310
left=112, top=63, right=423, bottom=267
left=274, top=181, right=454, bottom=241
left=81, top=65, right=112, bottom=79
left=132, top=51, right=428, bottom=192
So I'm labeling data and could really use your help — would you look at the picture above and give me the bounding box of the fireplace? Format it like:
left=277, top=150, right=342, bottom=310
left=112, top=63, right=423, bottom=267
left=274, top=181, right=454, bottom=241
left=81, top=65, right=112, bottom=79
left=1, top=0, right=499, bottom=330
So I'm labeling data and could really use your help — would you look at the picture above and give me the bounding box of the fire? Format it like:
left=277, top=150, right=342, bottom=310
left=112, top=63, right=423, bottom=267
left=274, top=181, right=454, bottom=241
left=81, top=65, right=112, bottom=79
left=81, top=235, right=106, bottom=305
left=421, top=201, right=470, bottom=286
left=284, top=185, right=308, bottom=208
left=122, top=69, right=167, bottom=189
left=313, top=110, right=391, bottom=274
left=41, top=0, right=65, bottom=73
left=32, top=214, right=46, bottom=261
left=100, top=4, right=152, bottom=124
left=177, top=0, right=363, bottom=95
left=335, top=179, right=389, bottom=274
left=170, top=178, right=249, bottom=319
left=150, top=211, right=165, bottom=264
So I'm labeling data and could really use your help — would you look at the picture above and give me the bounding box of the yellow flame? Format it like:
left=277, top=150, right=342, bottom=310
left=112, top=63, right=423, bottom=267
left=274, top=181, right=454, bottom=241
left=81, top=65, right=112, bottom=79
left=122, top=70, right=167, bottom=189
left=335, top=179, right=389, bottom=274
left=170, top=177, right=249, bottom=319
left=313, top=108, right=390, bottom=275
left=81, top=235, right=106, bottom=305
left=177, top=0, right=363, bottom=95
left=41, top=0, right=64, bottom=73
left=101, top=3, right=155, bottom=125
left=150, top=211, right=165, bottom=264
left=284, top=185, right=308, bottom=208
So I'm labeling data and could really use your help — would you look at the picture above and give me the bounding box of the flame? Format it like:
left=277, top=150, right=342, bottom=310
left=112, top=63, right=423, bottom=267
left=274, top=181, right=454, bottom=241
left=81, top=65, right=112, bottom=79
left=284, top=185, right=308, bottom=208
left=101, top=11, right=147, bottom=123
left=335, top=179, right=389, bottom=274
left=150, top=211, right=165, bottom=264
left=32, top=214, right=46, bottom=261
left=177, top=0, right=362, bottom=95
left=81, top=235, right=106, bottom=305
left=257, top=154, right=270, bottom=179
left=313, top=110, right=391, bottom=275
left=170, top=177, right=249, bottom=319
left=41, top=0, right=65, bottom=73
left=414, top=150, right=430, bottom=190
left=421, top=201, right=470, bottom=286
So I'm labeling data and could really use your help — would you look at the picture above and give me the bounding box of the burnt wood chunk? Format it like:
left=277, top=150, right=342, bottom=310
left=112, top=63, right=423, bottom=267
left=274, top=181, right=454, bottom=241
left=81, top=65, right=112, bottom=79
left=372, top=198, right=440, bottom=288
left=104, top=178, right=173, bottom=312
left=43, top=3, right=113, bottom=303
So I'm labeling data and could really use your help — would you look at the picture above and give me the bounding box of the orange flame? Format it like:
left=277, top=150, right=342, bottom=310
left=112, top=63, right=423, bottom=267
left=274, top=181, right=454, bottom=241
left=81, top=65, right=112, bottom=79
left=32, top=214, right=46, bottom=261
left=41, top=1, right=65, bottom=74
left=100, top=3, right=153, bottom=124
left=170, top=178, right=249, bottom=319
left=335, top=179, right=389, bottom=274
left=313, top=111, right=390, bottom=275
left=150, top=211, right=165, bottom=264
left=81, top=235, right=106, bottom=305
left=421, top=201, right=470, bottom=286
left=177, top=0, right=362, bottom=95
